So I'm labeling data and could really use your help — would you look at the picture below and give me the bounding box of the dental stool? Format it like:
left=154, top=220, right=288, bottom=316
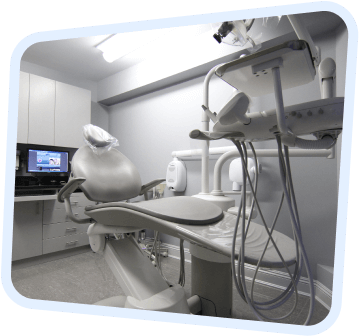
left=58, top=129, right=297, bottom=317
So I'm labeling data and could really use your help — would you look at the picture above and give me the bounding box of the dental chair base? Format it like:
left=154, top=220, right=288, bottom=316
left=90, top=230, right=233, bottom=317
left=94, top=237, right=191, bottom=314
left=190, top=244, right=232, bottom=318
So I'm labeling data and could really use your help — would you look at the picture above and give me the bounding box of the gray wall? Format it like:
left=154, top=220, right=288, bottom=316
left=107, top=27, right=347, bottom=279
left=91, top=102, right=110, bottom=132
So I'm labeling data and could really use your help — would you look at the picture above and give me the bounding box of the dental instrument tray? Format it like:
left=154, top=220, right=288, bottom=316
left=215, top=40, right=316, bottom=97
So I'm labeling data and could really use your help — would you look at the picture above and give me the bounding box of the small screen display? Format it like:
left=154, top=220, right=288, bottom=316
left=27, top=149, right=69, bottom=173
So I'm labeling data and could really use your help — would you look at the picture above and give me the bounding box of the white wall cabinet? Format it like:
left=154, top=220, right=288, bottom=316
left=55, top=82, right=91, bottom=148
left=28, top=74, right=56, bottom=145
left=17, top=72, right=30, bottom=144
left=12, top=201, right=43, bottom=261
left=17, top=72, right=91, bottom=148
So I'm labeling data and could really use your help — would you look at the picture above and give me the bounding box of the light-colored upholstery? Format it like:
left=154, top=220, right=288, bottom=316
left=71, top=146, right=142, bottom=202
left=85, top=196, right=224, bottom=225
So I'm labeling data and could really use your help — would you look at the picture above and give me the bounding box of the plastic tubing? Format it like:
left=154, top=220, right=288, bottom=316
left=295, top=135, right=336, bottom=149
left=276, top=136, right=315, bottom=325
left=248, top=143, right=300, bottom=312
left=232, top=141, right=299, bottom=321
left=238, top=144, right=298, bottom=320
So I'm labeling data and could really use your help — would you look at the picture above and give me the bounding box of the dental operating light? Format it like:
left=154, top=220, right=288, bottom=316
left=212, top=20, right=256, bottom=47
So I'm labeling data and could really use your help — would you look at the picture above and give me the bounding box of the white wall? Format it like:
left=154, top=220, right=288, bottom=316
left=107, top=27, right=347, bottom=280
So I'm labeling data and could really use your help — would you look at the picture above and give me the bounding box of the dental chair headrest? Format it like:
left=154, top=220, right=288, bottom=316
left=83, top=124, right=114, bottom=148
left=73, top=125, right=141, bottom=202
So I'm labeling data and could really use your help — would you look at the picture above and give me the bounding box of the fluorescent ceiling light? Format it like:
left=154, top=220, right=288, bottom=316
left=97, top=28, right=172, bottom=63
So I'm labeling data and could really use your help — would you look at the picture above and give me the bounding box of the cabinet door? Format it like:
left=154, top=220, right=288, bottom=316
left=12, top=201, right=43, bottom=261
left=28, top=74, right=56, bottom=146
left=17, top=72, right=30, bottom=143
left=54, top=82, right=91, bottom=148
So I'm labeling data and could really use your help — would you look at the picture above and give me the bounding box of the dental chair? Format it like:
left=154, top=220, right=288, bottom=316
left=58, top=126, right=297, bottom=317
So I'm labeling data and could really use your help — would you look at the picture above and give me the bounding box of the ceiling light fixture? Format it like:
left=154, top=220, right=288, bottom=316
left=96, top=29, right=170, bottom=63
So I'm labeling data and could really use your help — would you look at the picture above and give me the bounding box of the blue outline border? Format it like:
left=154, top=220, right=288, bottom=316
left=2, top=1, right=357, bottom=334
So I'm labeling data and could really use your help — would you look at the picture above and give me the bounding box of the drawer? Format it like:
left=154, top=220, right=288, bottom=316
left=43, top=206, right=88, bottom=224
left=43, top=222, right=90, bottom=239
left=43, top=233, right=90, bottom=254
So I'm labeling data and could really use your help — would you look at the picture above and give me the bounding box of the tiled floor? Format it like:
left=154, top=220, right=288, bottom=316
left=11, top=249, right=329, bottom=325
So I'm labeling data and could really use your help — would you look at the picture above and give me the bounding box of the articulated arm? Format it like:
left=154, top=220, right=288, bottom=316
left=58, top=177, right=86, bottom=202
left=139, top=178, right=166, bottom=197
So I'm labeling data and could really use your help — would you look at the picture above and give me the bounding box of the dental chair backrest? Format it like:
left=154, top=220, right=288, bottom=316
left=71, top=127, right=142, bottom=203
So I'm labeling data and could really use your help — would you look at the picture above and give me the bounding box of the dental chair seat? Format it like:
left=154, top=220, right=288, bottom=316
left=85, top=196, right=224, bottom=225
left=85, top=204, right=296, bottom=269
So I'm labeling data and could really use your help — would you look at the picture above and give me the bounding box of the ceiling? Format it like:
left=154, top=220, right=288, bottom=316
left=21, top=12, right=344, bottom=83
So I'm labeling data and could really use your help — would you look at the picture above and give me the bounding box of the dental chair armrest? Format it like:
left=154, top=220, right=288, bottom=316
left=58, top=178, right=93, bottom=224
left=58, top=177, right=86, bottom=203
left=139, top=178, right=166, bottom=196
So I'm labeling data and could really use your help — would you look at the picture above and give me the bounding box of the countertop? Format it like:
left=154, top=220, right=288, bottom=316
left=14, top=195, right=59, bottom=202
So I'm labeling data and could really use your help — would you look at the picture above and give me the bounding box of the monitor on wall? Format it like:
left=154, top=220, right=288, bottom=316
left=27, top=149, right=69, bottom=174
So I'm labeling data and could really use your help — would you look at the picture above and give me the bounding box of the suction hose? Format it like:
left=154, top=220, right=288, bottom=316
left=294, top=135, right=336, bottom=150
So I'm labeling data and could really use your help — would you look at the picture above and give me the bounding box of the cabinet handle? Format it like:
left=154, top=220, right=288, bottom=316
left=65, top=227, right=77, bottom=232
left=66, top=240, right=78, bottom=246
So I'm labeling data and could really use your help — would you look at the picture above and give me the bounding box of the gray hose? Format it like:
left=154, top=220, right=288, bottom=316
left=295, top=135, right=336, bottom=150
left=233, top=141, right=300, bottom=322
